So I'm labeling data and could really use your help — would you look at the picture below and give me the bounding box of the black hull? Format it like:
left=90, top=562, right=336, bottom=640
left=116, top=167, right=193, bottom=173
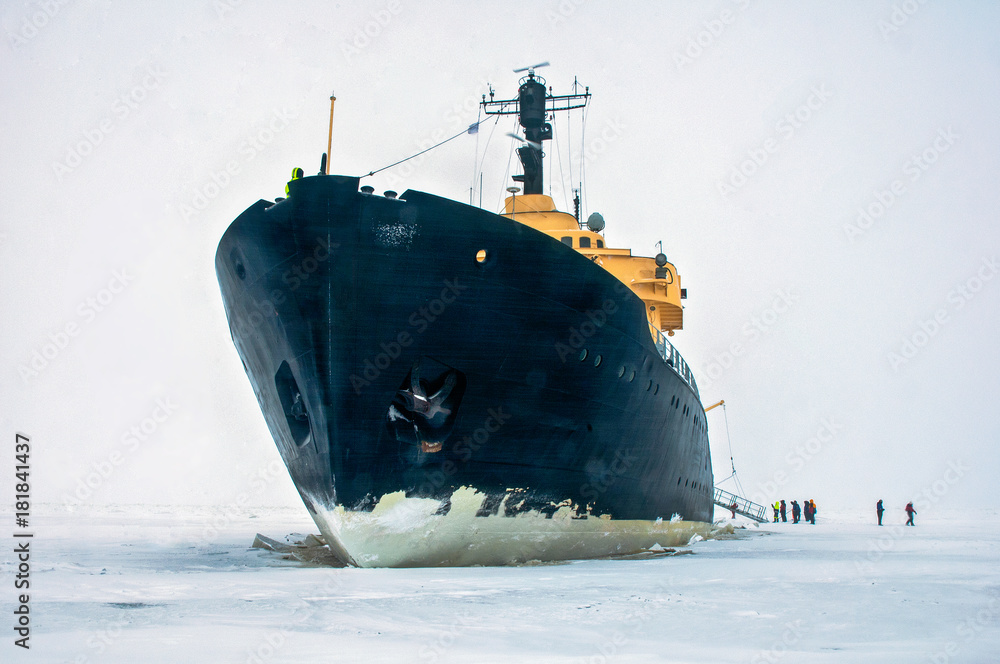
left=216, top=175, right=714, bottom=565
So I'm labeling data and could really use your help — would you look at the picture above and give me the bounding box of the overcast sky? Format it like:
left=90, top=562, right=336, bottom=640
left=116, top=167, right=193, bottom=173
left=2, top=1, right=997, bottom=516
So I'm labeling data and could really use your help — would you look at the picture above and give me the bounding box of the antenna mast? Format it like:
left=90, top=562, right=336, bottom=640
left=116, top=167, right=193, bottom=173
left=482, top=64, right=590, bottom=195
left=326, top=92, right=336, bottom=174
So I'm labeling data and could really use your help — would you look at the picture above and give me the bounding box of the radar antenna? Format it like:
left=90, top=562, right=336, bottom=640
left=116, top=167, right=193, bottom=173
left=513, top=61, right=550, bottom=74
left=505, top=132, right=543, bottom=151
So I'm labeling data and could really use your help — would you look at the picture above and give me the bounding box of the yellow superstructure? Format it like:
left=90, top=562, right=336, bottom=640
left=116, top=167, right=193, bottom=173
left=502, top=194, right=684, bottom=340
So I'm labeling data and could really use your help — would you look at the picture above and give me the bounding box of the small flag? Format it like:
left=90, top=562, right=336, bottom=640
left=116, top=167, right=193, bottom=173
left=467, top=122, right=479, bottom=135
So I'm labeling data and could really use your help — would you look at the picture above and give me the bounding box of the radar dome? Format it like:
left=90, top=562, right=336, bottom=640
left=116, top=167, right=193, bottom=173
left=586, top=212, right=605, bottom=232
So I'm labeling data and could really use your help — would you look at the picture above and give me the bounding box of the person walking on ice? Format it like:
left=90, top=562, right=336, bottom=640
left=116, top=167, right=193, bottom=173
left=905, top=501, right=917, bottom=526
left=876, top=499, right=885, bottom=526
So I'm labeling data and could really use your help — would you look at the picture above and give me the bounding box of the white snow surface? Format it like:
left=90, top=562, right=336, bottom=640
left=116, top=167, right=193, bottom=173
left=4, top=505, right=999, bottom=663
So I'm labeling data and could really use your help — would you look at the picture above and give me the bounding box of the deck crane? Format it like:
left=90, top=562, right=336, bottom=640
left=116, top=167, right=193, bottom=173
left=705, top=400, right=767, bottom=522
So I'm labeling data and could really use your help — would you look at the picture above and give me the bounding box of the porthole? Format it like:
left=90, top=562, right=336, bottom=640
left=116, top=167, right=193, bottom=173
left=653, top=384, right=659, bottom=395
left=475, top=249, right=488, bottom=263
left=594, top=354, right=602, bottom=367
left=617, top=365, right=625, bottom=378
left=628, top=370, right=636, bottom=382
left=646, top=379, right=653, bottom=391
left=579, top=349, right=588, bottom=361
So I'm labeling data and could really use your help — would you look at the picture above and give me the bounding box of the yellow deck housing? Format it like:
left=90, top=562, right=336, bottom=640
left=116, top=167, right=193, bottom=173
left=502, top=194, right=684, bottom=340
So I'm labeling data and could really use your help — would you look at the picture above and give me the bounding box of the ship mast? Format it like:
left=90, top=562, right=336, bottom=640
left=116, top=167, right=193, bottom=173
left=481, top=64, right=590, bottom=196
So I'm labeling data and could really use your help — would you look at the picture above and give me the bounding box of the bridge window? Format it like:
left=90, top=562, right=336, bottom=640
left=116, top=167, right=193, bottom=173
left=579, top=237, right=591, bottom=248
left=597, top=240, right=604, bottom=248
left=561, top=236, right=573, bottom=246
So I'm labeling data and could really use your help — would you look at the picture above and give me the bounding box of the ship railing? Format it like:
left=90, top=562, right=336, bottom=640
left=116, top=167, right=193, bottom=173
left=649, top=324, right=699, bottom=397
left=712, top=486, right=768, bottom=523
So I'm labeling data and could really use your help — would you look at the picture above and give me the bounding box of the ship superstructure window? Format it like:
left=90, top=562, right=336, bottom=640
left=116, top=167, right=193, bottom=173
left=561, top=236, right=573, bottom=246
left=579, top=237, right=591, bottom=248
left=597, top=240, right=604, bottom=248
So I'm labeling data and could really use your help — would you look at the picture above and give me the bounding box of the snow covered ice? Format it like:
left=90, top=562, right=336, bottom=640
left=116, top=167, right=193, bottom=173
left=4, top=505, right=999, bottom=663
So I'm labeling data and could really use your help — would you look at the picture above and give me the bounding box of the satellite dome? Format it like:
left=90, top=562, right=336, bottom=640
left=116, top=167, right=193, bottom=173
left=586, top=212, right=605, bottom=232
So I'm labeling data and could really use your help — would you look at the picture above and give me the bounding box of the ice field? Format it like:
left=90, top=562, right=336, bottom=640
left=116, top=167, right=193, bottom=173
left=3, top=505, right=998, bottom=663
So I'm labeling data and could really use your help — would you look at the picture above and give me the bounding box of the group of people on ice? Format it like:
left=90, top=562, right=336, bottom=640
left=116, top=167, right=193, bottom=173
left=772, top=499, right=816, bottom=524
left=877, top=499, right=918, bottom=526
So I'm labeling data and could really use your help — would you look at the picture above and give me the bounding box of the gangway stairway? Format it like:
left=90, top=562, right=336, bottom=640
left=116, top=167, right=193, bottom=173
left=713, top=487, right=767, bottom=523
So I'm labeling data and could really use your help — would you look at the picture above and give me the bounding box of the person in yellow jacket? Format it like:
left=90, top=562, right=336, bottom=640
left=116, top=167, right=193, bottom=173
left=285, top=167, right=304, bottom=196
left=772, top=501, right=780, bottom=523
